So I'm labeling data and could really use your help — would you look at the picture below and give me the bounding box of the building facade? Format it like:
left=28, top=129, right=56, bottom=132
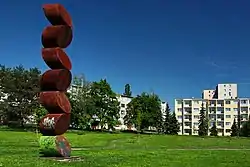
left=215, top=83, right=237, bottom=99
left=202, top=89, right=215, bottom=99
left=175, top=83, right=247, bottom=136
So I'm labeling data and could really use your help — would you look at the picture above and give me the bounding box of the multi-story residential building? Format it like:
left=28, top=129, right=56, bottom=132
left=116, top=95, right=167, bottom=130
left=116, top=94, right=133, bottom=130
left=175, top=83, right=248, bottom=136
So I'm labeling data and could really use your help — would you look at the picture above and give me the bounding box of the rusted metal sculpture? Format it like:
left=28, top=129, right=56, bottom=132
left=38, top=4, right=73, bottom=157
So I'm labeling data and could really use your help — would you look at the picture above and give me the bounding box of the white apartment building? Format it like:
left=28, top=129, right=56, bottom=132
left=215, top=83, right=237, bottom=99
left=116, top=94, right=133, bottom=130
left=175, top=83, right=248, bottom=136
left=116, top=95, right=167, bottom=130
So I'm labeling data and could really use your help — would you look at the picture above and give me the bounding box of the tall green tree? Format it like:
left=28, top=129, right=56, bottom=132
left=123, top=84, right=132, bottom=97
left=169, top=111, right=180, bottom=135
left=210, top=122, right=218, bottom=136
left=90, top=79, right=120, bottom=130
left=163, top=103, right=171, bottom=134
left=240, top=115, right=250, bottom=137
left=198, top=102, right=208, bottom=136
left=68, top=75, right=94, bottom=130
left=124, top=92, right=162, bottom=132
left=0, top=65, right=41, bottom=127
left=231, top=118, right=238, bottom=137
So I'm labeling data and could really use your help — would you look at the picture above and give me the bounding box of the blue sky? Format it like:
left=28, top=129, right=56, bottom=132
left=1, top=0, right=250, bottom=109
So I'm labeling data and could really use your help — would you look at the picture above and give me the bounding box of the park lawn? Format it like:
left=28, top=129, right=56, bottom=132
left=0, top=131, right=250, bottom=166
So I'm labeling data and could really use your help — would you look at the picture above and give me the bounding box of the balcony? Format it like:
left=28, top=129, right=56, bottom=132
left=184, top=118, right=191, bottom=122
left=241, top=118, right=248, bottom=121
left=216, top=111, right=224, bottom=114
left=217, top=118, right=224, bottom=122
left=217, top=125, right=224, bottom=129
left=240, top=100, right=248, bottom=106
left=241, top=110, right=248, bottom=114
left=184, top=112, right=192, bottom=115
left=217, top=104, right=224, bottom=107
left=209, top=118, right=216, bottom=121
left=184, top=125, right=191, bottom=129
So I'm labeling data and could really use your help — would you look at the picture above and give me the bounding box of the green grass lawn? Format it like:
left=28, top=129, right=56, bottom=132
left=1, top=131, right=250, bottom=167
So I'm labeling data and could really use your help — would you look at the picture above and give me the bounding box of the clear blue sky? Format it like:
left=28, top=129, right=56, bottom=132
left=1, top=0, right=250, bottom=109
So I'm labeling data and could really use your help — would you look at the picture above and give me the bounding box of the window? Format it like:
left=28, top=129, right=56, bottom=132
left=226, top=122, right=231, bottom=126
left=120, top=110, right=125, bottom=115
left=177, top=108, right=182, bottom=112
left=121, top=104, right=125, bottom=107
left=224, top=94, right=227, bottom=97
left=217, top=122, right=223, bottom=127
left=178, top=116, right=182, bottom=119
left=226, top=108, right=231, bottom=111
left=210, top=122, right=215, bottom=127
left=226, top=129, right=231, bottom=133
left=234, top=108, right=238, bottom=112
left=194, top=115, right=199, bottom=119
left=193, top=122, right=199, bottom=126
left=193, top=101, right=199, bottom=104
left=224, top=85, right=226, bottom=87
left=241, top=100, right=247, bottom=104
left=229, top=92, right=232, bottom=96
left=224, top=89, right=226, bottom=92
left=234, top=115, right=238, bottom=118
left=177, top=100, right=182, bottom=104
left=226, top=115, right=231, bottom=118
left=225, top=100, right=230, bottom=104
left=193, top=108, right=199, bottom=112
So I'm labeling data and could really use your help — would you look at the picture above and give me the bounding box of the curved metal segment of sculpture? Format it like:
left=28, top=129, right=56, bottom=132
left=39, top=4, right=73, bottom=157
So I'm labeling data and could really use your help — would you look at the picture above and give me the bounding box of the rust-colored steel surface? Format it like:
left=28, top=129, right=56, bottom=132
left=40, top=69, right=72, bottom=91
left=42, top=48, right=72, bottom=70
left=39, top=91, right=71, bottom=114
left=39, top=3, right=73, bottom=157
left=42, top=25, right=73, bottom=48
left=39, top=113, right=70, bottom=136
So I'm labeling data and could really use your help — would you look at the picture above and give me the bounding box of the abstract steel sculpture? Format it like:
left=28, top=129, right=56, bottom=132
left=38, top=4, right=73, bottom=157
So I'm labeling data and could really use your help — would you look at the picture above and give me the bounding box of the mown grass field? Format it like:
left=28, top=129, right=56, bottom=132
left=1, top=130, right=250, bottom=167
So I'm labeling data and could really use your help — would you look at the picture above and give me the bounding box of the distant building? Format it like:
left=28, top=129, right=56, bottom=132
left=202, top=89, right=215, bottom=99
left=215, top=83, right=237, bottom=99
left=175, top=83, right=246, bottom=136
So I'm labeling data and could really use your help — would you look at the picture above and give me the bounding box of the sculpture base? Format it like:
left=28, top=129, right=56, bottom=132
left=40, top=156, right=83, bottom=162
left=39, top=135, right=71, bottom=157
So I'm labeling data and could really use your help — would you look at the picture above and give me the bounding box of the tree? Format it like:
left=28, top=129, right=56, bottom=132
left=0, top=65, right=41, bottom=127
left=90, top=79, right=120, bottom=130
left=123, top=84, right=132, bottom=97
left=198, top=102, right=208, bottom=136
left=210, top=122, right=218, bottom=136
left=240, top=115, right=250, bottom=137
left=68, top=75, right=94, bottom=130
left=231, top=119, right=238, bottom=137
left=163, top=103, right=171, bottom=134
left=169, top=111, right=180, bottom=135
left=124, top=92, right=162, bottom=132
left=34, top=106, right=47, bottom=125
